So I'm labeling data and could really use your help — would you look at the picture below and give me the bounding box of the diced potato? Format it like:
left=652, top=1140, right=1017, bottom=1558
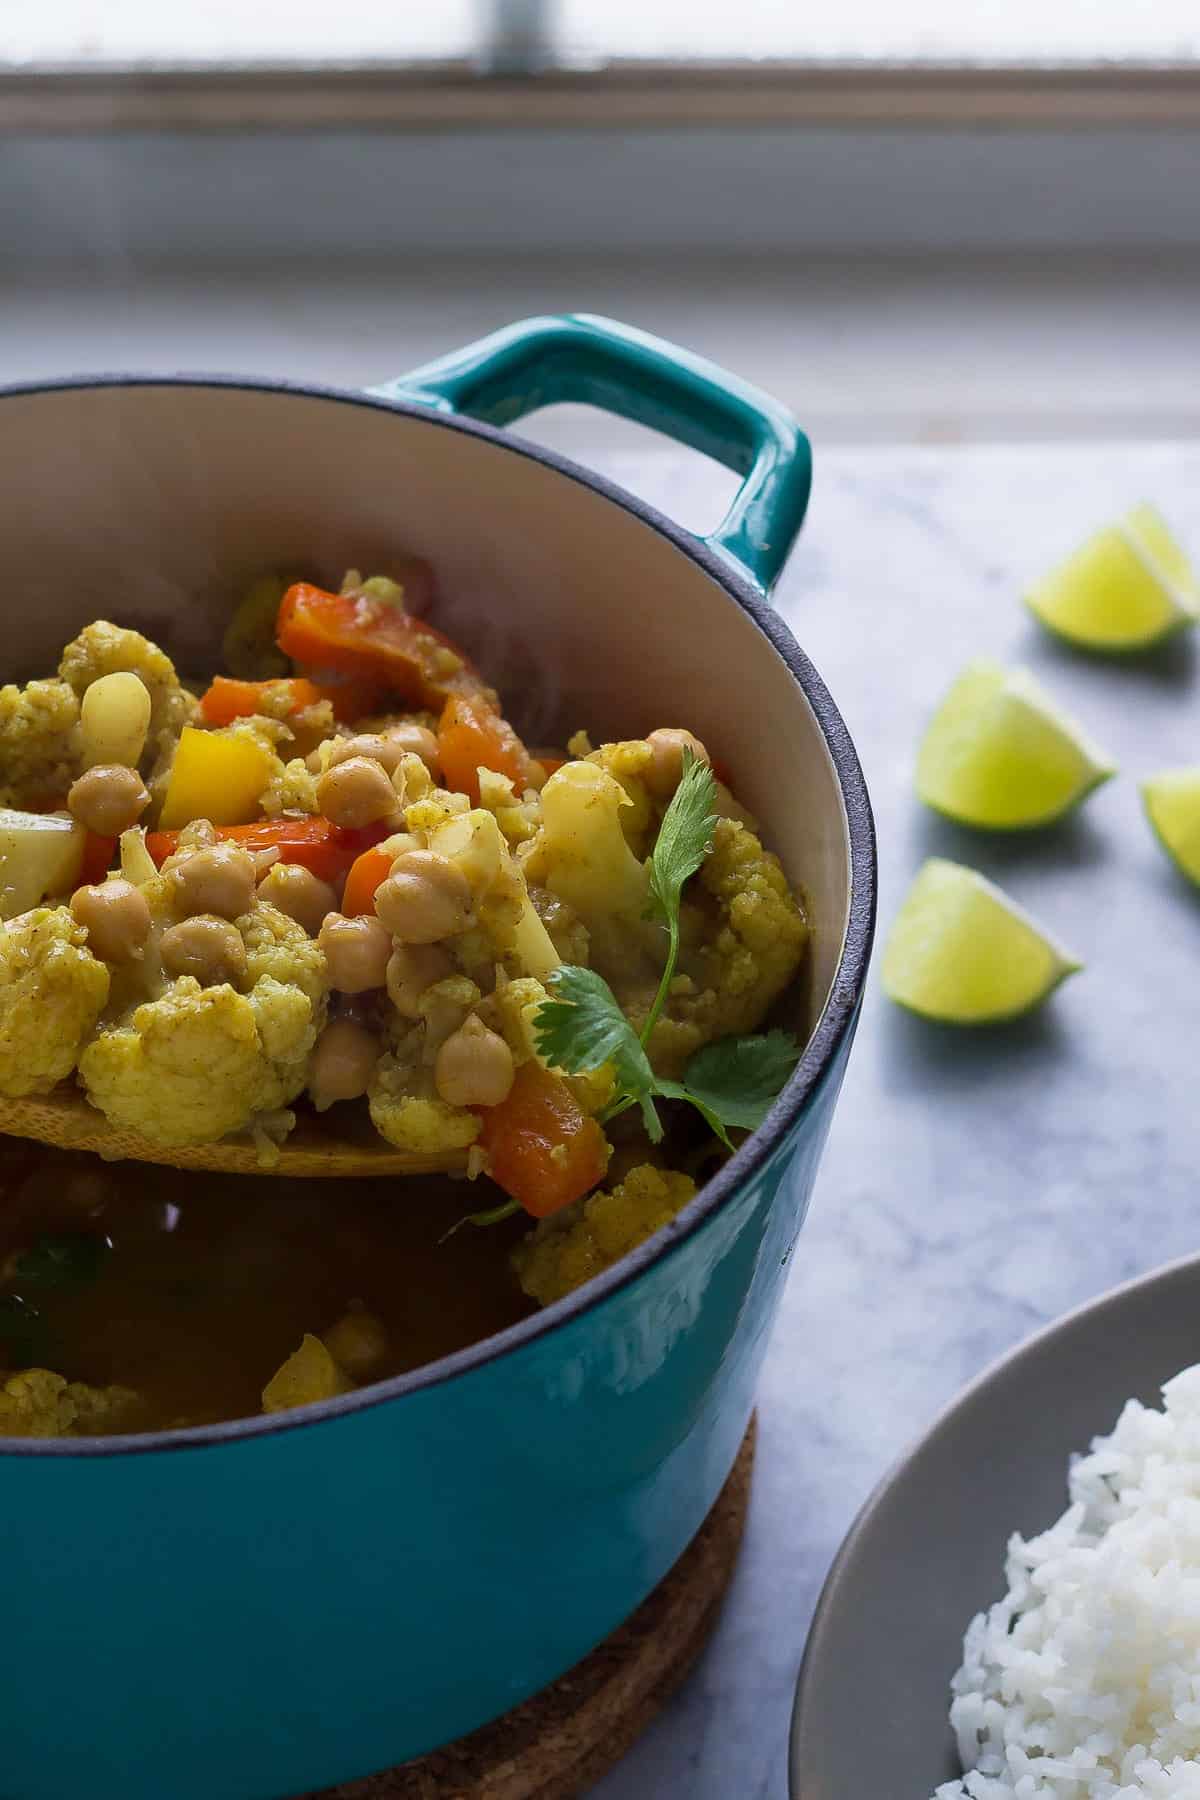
left=261, top=1333, right=354, bottom=1413
left=0, top=808, right=85, bottom=920
left=158, top=726, right=275, bottom=830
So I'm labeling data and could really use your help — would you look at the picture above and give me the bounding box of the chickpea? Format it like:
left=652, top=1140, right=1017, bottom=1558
left=373, top=850, right=472, bottom=945
left=324, top=733, right=392, bottom=770
left=70, top=878, right=151, bottom=963
left=380, top=722, right=440, bottom=774
left=316, top=756, right=396, bottom=829
left=308, top=1018, right=380, bottom=1111
left=385, top=943, right=453, bottom=1018
left=644, top=728, right=710, bottom=799
left=434, top=1014, right=515, bottom=1109
left=160, top=915, right=247, bottom=988
left=318, top=912, right=392, bottom=993
left=169, top=843, right=258, bottom=921
left=257, top=862, right=337, bottom=937
left=67, top=764, right=150, bottom=836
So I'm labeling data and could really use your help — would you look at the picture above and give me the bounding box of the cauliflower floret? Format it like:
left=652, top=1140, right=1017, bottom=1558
left=477, top=766, right=542, bottom=848
left=520, top=761, right=657, bottom=974
left=0, top=1367, right=140, bottom=1438
left=79, top=925, right=325, bottom=1147
left=485, top=973, right=551, bottom=1066
left=513, top=1164, right=697, bottom=1306
left=0, top=679, right=82, bottom=809
left=259, top=755, right=320, bottom=817
left=424, top=807, right=560, bottom=985
left=367, top=1057, right=480, bottom=1156
left=58, top=621, right=198, bottom=786
left=637, top=817, right=809, bottom=1077
left=0, top=907, right=109, bottom=1096
left=241, top=901, right=327, bottom=1009
left=585, top=740, right=656, bottom=851
left=367, top=1014, right=479, bottom=1155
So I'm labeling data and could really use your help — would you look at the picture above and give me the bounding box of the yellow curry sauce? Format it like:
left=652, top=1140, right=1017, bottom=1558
left=0, top=1138, right=532, bottom=1432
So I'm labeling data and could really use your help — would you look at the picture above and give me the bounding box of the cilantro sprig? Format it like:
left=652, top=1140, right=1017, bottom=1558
left=533, top=752, right=802, bottom=1150
left=534, top=965, right=664, bottom=1142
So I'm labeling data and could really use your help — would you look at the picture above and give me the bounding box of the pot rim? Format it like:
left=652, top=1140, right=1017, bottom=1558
left=0, top=371, right=877, bottom=1458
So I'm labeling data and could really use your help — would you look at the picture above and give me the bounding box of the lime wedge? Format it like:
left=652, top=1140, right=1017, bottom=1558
left=882, top=858, right=1081, bottom=1023
left=1142, top=768, right=1200, bottom=886
left=916, top=660, right=1115, bottom=829
left=1025, top=504, right=1199, bottom=652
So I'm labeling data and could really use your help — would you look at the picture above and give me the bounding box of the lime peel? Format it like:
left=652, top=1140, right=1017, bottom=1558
left=916, top=660, right=1116, bottom=831
left=1025, top=504, right=1199, bottom=653
left=882, top=857, right=1081, bottom=1025
left=1141, top=768, right=1200, bottom=888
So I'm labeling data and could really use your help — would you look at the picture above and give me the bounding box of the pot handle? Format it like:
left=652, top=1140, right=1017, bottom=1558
left=372, top=313, right=811, bottom=596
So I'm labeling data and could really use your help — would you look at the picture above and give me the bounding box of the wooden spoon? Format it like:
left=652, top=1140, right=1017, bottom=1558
left=0, top=1087, right=469, bottom=1178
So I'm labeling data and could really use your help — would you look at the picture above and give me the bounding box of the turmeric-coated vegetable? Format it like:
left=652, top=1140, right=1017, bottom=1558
left=341, top=843, right=396, bottom=917
left=146, top=815, right=389, bottom=885
left=437, top=693, right=532, bottom=805
left=476, top=1060, right=608, bottom=1218
left=0, top=808, right=86, bottom=919
left=198, top=675, right=380, bottom=727
left=276, top=580, right=473, bottom=710
left=261, top=1333, right=353, bottom=1413
left=158, top=726, right=277, bottom=830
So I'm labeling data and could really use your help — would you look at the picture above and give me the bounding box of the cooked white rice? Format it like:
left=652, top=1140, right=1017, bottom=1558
left=934, top=1362, right=1200, bottom=1799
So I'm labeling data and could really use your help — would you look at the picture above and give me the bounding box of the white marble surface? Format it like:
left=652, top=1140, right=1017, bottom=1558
left=578, top=439, right=1200, bottom=1800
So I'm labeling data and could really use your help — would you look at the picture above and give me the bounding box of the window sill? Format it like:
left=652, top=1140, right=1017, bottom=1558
left=4, top=60, right=1200, bottom=134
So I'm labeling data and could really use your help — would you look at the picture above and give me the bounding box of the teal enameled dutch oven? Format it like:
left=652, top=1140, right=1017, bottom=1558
left=0, top=315, right=874, bottom=1800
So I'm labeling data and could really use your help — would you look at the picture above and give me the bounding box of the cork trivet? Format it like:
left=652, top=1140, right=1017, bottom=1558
left=309, top=1415, right=756, bottom=1800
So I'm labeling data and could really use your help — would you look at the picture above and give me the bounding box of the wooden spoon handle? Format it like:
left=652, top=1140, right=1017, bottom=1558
left=0, top=1089, right=470, bottom=1179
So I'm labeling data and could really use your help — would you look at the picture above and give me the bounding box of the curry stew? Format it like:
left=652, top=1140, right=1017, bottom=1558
left=0, top=564, right=809, bottom=1435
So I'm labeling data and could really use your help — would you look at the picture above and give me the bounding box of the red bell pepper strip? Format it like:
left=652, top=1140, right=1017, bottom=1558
left=475, top=1062, right=608, bottom=1218
left=145, top=816, right=390, bottom=885
left=275, top=582, right=481, bottom=711
left=340, top=844, right=397, bottom=918
left=437, top=693, right=533, bottom=806
left=198, top=675, right=382, bottom=728
left=79, top=833, right=117, bottom=886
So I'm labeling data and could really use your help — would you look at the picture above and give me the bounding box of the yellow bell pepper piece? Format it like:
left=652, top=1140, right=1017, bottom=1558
left=158, top=727, right=275, bottom=830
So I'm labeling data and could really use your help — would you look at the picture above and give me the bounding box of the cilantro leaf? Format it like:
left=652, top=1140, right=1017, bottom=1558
left=534, top=964, right=662, bottom=1142
left=640, top=749, right=719, bottom=1046
left=645, top=750, right=719, bottom=930
left=654, top=1078, right=735, bottom=1151
left=681, top=1030, right=803, bottom=1133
